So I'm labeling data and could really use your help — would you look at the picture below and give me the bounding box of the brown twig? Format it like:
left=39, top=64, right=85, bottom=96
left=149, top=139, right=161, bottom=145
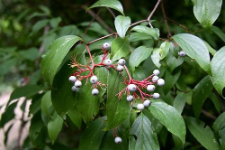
left=107, top=7, right=116, bottom=19
left=83, top=9, right=102, bottom=39
left=201, top=109, right=216, bottom=120
left=130, top=0, right=162, bottom=28
left=82, top=6, right=114, bottom=33
left=161, top=0, right=171, bottom=37
left=165, top=17, right=189, bottom=32
left=87, top=33, right=117, bottom=45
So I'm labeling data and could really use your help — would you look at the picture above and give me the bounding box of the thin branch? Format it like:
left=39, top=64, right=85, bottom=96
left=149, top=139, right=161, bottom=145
left=83, top=9, right=102, bottom=39
left=165, top=17, right=189, bottom=32
left=82, top=6, right=114, bottom=33
left=130, top=20, right=148, bottom=27
left=107, top=8, right=116, bottom=19
left=147, top=0, right=162, bottom=28
left=87, top=33, right=117, bottom=45
left=201, top=109, right=216, bottom=120
left=161, top=0, right=171, bottom=37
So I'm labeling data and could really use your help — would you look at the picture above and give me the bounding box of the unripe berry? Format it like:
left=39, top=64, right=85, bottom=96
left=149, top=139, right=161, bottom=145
left=152, top=76, right=159, bottom=82
left=117, top=65, right=124, bottom=72
left=153, top=69, right=160, bottom=76
left=118, top=59, right=126, bottom=66
left=103, top=42, right=111, bottom=50
left=157, top=78, right=165, bottom=86
left=69, top=76, right=76, bottom=82
left=74, top=80, right=82, bottom=87
left=147, top=85, right=155, bottom=92
left=127, top=84, right=137, bottom=92
left=126, top=95, right=133, bottom=102
left=71, top=86, right=79, bottom=92
left=103, top=59, right=112, bottom=66
left=143, top=99, right=151, bottom=107
left=178, top=51, right=186, bottom=56
left=90, top=75, right=98, bottom=84
left=137, top=104, right=145, bottom=110
left=92, top=88, right=99, bottom=95
left=114, top=137, right=122, bottom=144
left=153, top=93, right=160, bottom=99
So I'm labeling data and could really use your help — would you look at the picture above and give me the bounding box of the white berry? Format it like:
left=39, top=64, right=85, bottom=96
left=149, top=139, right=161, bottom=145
left=147, top=85, right=155, bottom=92
left=153, top=69, right=160, bottom=76
left=118, top=59, right=126, bottom=66
left=103, top=59, right=112, bottom=66
left=127, top=84, right=137, bottom=92
left=114, top=137, right=122, bottom=144
left=71, top=86, right=79, bottom=92
left=92, top=88, right=99, bottom=95
left=153, top=93, right=160, bottom=99
left=137, top=104, right=145, bottom=110
left=103, top=42, right=111, bottom=50
left=157, top=78, right=165, bottom=86
left=90, top=75, right=98, bottom=84
left=74, top=80, right=82, bottom=87
left=126, top=95, right=133, bottom=102
left=143, top=99, right=151, bottom=107
left=152, top=76, right=159, bottom=82
left=178, top=51, right=186, bottom=56
left=117, top=65, right=124, bottom=72
left=69, top=76, right=76, bottom=82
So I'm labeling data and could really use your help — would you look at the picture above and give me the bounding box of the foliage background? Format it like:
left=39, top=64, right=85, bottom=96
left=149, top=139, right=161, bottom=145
left=0, top=0, right=225, bottom=150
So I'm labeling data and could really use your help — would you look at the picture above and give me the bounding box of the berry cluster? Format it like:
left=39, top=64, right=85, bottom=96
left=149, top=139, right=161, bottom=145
left=68, top=42, right=165, bottom=144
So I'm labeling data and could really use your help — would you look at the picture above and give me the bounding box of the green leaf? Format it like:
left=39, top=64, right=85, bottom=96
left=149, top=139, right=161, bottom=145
left=211, top=26, right=225, bottom=43
left=185, top=117, right=220, bottom=150
left=75, top=67, right=108, bottom=123
left=18, top=48, right=40, bottom=61
left=211, top=46, right=225, bottom=97
left=111, top=37, right=130, bottom=61
left=51, top=62, right=76, bottom=117
left=79, top=118, right=106, bottom=150
left=130, top=113, right=160, bottom=150
left=213, top=112, right=225, bottom=132
left=151, top=48, right=161, bottom=68
left=129, top=32, right=153, bottom=42
left=192, top=76, right=213, bottom=118
left=104, top=70, right=130, bottom=130
left=132, top=26, right=159, bottom=40
left=47, top=113, right=63, bottom=144
left=88, top=0, right=124, bottom=15
left=129, top=46, right=153, bottom=71
left=159, top=41, right=170, bottom=60
left=67, top=105, right=83, bottom=129
left=173, top=33, right=211, bottom=74
left=165, top=52, right=184, bottom=73
left=0, top=102, right=17, bottom=127
left=193, top=0, right=223, bottom=28
left=163, top=70, right=181, bottom=95
left=32, top=19, right=49, bottom=32
left=173, top=92, right=187, bottom=114
left=149, top=102, right=186, bottom=144
left=41, top=91, right=52, bottom=112
left=115, top=15, right=131, bottom=38
left=41, top=35, right=82, bottom=86
left=50, top=17, right=62, bottom=28
left=0, top=58, right=18, bottom=76
left=209, top=92, right=221, bottom=113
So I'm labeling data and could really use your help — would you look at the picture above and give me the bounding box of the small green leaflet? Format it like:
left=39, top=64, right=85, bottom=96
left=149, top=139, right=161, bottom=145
left=115, top=15, right=131, bottom=38
left=211, top=46, right=225, bottom=98
left=88, top=0, right=124, bottom=15
left=111, top=37, right=130, bottom=61
left=130, top=113, right=160, bottom=150
left=193, top=0, right=223, bottom=28
left=131, top=25, right=159, bottom=40
left=129, top=46, right=153, bottom=71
